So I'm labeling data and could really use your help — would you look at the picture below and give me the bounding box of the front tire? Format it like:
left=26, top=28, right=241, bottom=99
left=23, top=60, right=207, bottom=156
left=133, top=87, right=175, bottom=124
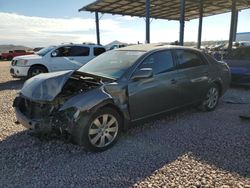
left=199, top=84, right=220, bottom=111
left=72, top=107, right=122, bottom=152
left=27, top=65, right=47, bottom=78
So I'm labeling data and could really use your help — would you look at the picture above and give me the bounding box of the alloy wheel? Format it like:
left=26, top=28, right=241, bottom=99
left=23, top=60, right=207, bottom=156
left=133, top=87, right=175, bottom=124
left=88, top=114, right=118, bottom=148
left=206, top=87, right=219, bottom=109
left=31, top=69, right=44, bottom=76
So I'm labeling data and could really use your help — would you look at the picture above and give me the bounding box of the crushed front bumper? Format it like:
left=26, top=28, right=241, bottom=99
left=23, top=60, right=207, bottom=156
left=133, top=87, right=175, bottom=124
left=13, top=96, right=76, bottom=134
left=13, top=96, right=39, bottom=130
left=14, top=107, right=38, bottom=130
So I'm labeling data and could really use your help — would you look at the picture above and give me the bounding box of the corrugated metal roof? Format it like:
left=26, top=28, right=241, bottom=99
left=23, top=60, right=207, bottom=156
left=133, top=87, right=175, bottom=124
left=79, top=0, right=250, bottom=21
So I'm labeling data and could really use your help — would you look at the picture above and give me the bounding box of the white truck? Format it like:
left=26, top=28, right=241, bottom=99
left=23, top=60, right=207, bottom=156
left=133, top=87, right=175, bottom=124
left=10, top=43, right=106, bottom=78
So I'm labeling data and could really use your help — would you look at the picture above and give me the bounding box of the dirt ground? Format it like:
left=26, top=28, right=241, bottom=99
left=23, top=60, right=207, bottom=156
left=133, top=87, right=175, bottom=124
left=0, top=61, right=249, bottom=187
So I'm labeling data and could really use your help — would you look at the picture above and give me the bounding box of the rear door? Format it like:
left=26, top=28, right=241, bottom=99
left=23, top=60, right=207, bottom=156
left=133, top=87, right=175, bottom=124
left=128, top=50, right=180, bottom=120
left=173, top=49, right=210, bottom=105
left=69, top=46, right=93, bottom=67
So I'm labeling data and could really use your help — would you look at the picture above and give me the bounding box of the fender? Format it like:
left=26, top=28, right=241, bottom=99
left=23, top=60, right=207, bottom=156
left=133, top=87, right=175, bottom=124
left=59, top=87, right=113, bottom=112
left=59, top=85, right=131, bottom=127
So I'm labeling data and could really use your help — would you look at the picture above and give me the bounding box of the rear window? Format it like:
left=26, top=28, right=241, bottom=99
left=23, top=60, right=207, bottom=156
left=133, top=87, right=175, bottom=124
left=94, top=47, right=106, bottom=56
left=70, top=46, right=89, bottom=56
left=175, top=50, right=206, bottom=69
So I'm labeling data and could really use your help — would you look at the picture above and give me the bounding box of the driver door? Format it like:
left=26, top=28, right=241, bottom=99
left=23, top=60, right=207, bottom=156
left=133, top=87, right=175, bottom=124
left=128, top=50, right=180, bottom=121
left=49, top=46, right=85, bottom=71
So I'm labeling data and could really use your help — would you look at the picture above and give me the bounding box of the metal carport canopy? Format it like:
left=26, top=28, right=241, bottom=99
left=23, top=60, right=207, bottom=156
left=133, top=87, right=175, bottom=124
left=79, top=0, right=250, bottom=48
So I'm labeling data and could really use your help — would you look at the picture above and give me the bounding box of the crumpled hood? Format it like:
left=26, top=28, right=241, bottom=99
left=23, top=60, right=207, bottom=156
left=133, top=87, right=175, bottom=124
left=21, top=70, right=74, bottom=102
left=13, top=54, right=41, bottom=60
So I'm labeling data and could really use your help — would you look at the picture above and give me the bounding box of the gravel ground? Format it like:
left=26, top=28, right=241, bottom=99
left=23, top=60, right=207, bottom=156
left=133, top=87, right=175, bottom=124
left=0, top=61, right=250, bottom=188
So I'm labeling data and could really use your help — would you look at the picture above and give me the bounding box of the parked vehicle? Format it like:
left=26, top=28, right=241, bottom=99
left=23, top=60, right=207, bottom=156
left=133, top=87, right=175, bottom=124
left=223, top=47, right=250, bottom=86
left=1, top=50, right=33, bottom=60
left=33, top=47, right=44, bottom=52
left=109, top=44, right=127, bottom=50
left=233, top=41, right=250, bottom=47
left=13, top=44, right=231, bottom=151
left=10, top=43, right=106, bottom=79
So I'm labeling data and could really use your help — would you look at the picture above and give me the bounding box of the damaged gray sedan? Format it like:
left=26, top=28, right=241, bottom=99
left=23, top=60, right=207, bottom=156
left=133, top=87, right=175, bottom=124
left=13, top=44, right=231, bottom=151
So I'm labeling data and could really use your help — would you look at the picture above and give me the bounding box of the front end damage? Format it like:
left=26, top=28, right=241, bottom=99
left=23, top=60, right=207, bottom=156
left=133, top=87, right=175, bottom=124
left=13, top=70, right=129, bottom=138
left=13, top=96, right=76, bottom=136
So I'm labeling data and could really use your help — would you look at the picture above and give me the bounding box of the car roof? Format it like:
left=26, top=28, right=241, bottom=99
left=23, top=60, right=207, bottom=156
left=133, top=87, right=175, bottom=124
left=57, top=43, right=104, bottom=48
left=116, top=43, right=201, bottom=53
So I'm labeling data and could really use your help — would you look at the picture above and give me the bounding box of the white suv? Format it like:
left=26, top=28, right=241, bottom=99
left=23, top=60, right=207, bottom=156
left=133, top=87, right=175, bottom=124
left=10, top=43, right=106, bottom=78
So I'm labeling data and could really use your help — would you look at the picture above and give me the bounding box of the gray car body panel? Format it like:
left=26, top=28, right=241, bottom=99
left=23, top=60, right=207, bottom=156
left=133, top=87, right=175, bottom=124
left=59, top=87, right=112, bottom=112
left=14, top=44, right=231, bottom=134
left=59, top=82, right=130, bottom=122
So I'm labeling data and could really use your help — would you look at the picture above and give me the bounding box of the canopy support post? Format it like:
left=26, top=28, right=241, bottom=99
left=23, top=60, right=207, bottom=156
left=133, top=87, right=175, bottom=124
left=95, top=11, right=100, bottom=45
left=197, top=0, right=203, bottom=49
left=179, top=0, right=186, bottom=46
left=233, top=9, right=239, bottom=41
left=228, top=0, right=237, bottom=51
left=145, top=0, right=150, bottom=43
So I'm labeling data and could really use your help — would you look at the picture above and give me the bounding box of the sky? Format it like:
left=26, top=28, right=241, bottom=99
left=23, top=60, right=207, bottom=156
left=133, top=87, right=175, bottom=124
left=0, top=0, right=250, bottom=47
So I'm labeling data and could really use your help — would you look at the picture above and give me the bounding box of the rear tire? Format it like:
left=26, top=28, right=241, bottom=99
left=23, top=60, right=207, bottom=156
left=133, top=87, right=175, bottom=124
left=198, top=83, right=220, bottom=111
left=72, top=107, right=122, bottom=152
left=27, top=65, right=47, bottom=78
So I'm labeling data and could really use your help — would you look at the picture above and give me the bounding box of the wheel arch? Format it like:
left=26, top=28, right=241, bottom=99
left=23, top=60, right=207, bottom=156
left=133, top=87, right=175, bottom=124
left=29, top=64, right=49, bottom=72
left=91, top=101, right=128, bottom=131
left=213, top=80, right=223, bottom=97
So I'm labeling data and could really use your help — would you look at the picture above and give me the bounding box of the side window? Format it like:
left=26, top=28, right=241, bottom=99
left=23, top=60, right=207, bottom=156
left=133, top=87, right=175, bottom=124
left=54, top=46, right=71, bottom=57
left=69, top=46, right=89, bottom=56
left=175, top=50, right=206, bottom=69
left=139, top=50, right=175, bottom=75
left=94, top=47, right=106, bottom=56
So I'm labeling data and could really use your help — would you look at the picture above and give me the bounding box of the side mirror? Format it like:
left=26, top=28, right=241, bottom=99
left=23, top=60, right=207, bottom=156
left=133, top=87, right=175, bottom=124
left=131, top=68, right=153, bottom=80
left=51, top=51, right=58, bottom=57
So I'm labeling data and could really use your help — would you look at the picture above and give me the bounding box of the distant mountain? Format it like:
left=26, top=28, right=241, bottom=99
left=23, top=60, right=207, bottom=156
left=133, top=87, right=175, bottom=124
left=104, top=40, right=128, bottom=50
left=0, top=45, right=32, bottom=53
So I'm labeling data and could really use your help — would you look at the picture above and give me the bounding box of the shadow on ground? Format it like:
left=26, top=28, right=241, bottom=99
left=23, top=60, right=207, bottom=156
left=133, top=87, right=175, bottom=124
left=0, top=104, right=249, bottom=187
left=0, top=79, right=24, bottom=91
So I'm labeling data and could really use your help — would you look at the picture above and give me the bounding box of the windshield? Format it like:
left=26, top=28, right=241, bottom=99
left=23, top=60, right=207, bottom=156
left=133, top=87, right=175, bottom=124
left=37, top=46, right=55, bottom=56
left=78, top=50, right=145, bottom=79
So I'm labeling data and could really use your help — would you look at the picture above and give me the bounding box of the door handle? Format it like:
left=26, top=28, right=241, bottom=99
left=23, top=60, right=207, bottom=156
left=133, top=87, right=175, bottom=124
left=171, top=79, right=177, bottom=84
left=69, top=58, right=74, bottom=60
